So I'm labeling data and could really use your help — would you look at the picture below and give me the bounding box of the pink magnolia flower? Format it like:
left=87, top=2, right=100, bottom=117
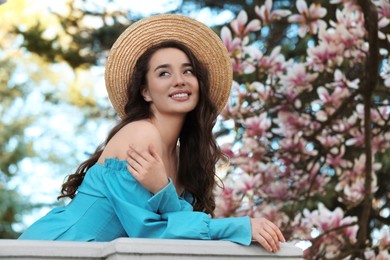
left=330, top=6, right=364, bottom=30
left=333, top=23, right=365, bottom=59
left=234, top=172, right=262, bottom=194
left=375, top=0, right=390, bottom=39
left=253, top=203, right=289, bottom=227
left=254, top=0, right=291, bottom=25
left=378, top=17, right=390, bottom=39
left=336, top=154, right=380, bottom=205
left=262, top=181, right=290, bottom=199
left=355, top=104, right=390, bottom=128
left=371, top=133, right=390, bottom=154
left=331, top=114, right=358, bottom=133
left=221, top=81, right=242, bottom=119
left=315, top=86, right=350, bottom=108
left=230, top=10, right=261, bottom=37
left=240, top=136, right=267, bottom=156
left=241, top=45, right=264, bottom=74
left=339, top=177, right=366, bottom=205
left=259, top=162, right=288, bottom=184
left=293, top=161, right=330, bottom=194
left=278, top=133, right=318, bottom=162
left=302, top=203, right=358, bottom=236
left=316, top=130, right=344, bottom=148
left=306, top=40, right=344, bottom=72
left=345, top=127, right=365, bottom=147
left=279, top=63, right=319, bottom=95
left=312, top=84, right=351, bottom=121
left=273, top=111, right=313, bottom=137
left=375, top=0, right=390, bottom=19
left=288, top=0, right=327, bottom=37
left=300, top=203, right=359, bottom=258
left=326, top=145, right=350, bottom=171
left=231, top=57, right=249, bottom=74
left=373, top=104, right=389, bottom=126
left=214, top=186, right=240, bottom=217
left=220, top=26, right=241, bottom=53
left=226, top=37, right=260, bottom=74
left=331, top=69, right=360, bottom=89
left=257, top=46, right=289, bottom=77
left=248, top=81, right=273, bottom=101
left=219, top=143, right=234, bottom=159
left=316, top=7, right=366, bottom=65
left=326, top=8, right=366, bottom=60
left=243, top=112, right=271, bottom=138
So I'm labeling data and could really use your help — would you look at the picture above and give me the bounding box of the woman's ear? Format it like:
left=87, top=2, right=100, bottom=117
left=142, top=88, right=152, bottom=102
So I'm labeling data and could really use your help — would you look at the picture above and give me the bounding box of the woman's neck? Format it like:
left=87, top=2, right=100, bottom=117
left=150, top=114, right=184, bottom=156
left=150, top=114, right=184, bottom=194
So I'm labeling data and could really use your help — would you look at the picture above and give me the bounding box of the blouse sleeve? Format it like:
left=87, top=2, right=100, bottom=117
left=100, top=161, right=252, bottom=245
left=147, top=178, right=193, bottom=213
left=110, top=192, right=251, bottom=245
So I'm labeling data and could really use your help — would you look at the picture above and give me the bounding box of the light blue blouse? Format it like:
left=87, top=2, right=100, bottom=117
left=18, top=158, right=251, bottom=245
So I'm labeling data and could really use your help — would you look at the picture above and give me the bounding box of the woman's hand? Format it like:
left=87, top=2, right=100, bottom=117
left=250, top=217, right=286, bottom=253
left=126, top=144, right=169, bottom=194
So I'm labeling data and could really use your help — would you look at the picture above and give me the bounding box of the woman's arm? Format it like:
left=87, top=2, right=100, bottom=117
left=101, top=162, right=285, bottom=252
left=102, top=169, right=252, bottom=245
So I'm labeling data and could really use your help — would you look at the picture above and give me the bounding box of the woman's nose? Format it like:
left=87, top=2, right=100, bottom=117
left=174, top=73, right=185, bottom=86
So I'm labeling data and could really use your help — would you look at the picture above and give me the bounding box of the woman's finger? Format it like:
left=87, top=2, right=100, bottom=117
left=264, top=221, right=286, bottom=243
left=253, top=232, right=273, bottom=253
left=148, top=144, right=161, bottom=161
left=126, top=157, right=143, bottom=172
left=128, top=146, right=148, bottom=166
left=129, top=145, right=155, bottom=162
left=261, top=227, right=279, bottom=252
left=275, top=226, right=286, bottom=242
left=126, top=163, right=139, bottom=178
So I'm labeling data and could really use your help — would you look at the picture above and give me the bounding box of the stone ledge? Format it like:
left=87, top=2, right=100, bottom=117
left=0, top=238, right=303, bottom=259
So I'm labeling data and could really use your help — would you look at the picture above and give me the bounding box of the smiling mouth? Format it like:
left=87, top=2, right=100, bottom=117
left=170, top=93, right=190, bottom=98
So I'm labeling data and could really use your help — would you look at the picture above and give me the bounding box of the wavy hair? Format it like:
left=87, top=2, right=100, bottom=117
left=58, top=41, right=226, bottom=216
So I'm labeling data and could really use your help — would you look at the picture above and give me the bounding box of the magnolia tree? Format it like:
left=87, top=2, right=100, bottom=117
left=215, top=0, right=390, bottom=258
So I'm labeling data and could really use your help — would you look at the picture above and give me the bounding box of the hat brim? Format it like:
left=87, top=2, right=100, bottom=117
left=105, top=14, right=232, bottom=118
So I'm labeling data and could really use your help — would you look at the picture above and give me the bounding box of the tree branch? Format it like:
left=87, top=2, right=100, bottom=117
left=356, top=0, right=379, bottom=255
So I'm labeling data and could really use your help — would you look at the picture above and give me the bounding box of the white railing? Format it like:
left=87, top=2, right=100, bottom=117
left=0, top=238, right=303, bottom=259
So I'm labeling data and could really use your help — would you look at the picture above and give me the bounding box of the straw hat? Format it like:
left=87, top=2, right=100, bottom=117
left=105, top=14, right=232, bottom=118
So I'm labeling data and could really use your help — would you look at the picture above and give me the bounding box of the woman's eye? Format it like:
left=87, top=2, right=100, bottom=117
left=184, top=69, right=193, bottom=74
left=159, top=71, right=169, bottom=77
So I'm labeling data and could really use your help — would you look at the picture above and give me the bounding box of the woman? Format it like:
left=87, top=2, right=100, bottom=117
left=19, top=14, right=285, bottom=253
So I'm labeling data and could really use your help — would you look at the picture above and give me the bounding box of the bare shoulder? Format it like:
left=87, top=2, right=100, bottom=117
left=121, top=120, right=160, bottom=138
left=99, top=120, right=163, bottom=162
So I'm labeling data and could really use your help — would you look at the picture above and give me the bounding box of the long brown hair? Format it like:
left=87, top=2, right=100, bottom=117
left=58, top=41, right=226, bottom=216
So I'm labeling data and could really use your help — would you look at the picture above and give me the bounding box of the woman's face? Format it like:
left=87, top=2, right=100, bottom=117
left=142, top=47, right=199, bottom=116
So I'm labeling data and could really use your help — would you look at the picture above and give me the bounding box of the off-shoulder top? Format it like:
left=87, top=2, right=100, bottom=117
left=18, top=158, right=251, bottom=245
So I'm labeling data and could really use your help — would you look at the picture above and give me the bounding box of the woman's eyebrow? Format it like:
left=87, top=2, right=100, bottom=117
left=154, top=64, right=170, bottom=72
left=154, top=63, right=193, bottom=72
